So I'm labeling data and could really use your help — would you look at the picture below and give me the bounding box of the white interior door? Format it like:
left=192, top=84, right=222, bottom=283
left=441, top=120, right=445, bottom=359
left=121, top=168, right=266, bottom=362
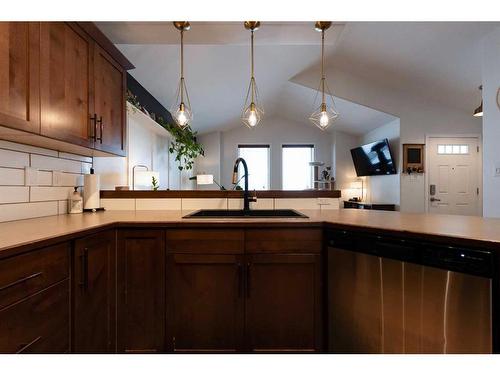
left=427, top=137, right=480, bottom=216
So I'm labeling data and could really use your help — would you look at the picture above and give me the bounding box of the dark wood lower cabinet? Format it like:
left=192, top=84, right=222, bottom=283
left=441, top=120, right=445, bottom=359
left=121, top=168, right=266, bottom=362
left=73, top=230, right=116, bottom=353
left=166, top=254, right=245, bottom=352
left=117, top=229, right=166, bottom=353
left=245, top=254, right=322, bottom=352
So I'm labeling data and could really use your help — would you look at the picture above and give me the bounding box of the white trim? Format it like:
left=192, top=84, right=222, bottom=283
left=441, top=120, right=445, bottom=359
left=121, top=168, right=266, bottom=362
left=424, top=134, right=482, bottom=216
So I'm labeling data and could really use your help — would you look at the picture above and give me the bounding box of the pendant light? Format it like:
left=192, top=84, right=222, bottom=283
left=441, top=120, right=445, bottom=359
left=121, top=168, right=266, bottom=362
left=241, top=21, right=264, bottom=128
left=309, top=21, right=338, bottom=130
left=473, top=85, right=483, bottom=117
left=171, top=21, right=193, bottom=129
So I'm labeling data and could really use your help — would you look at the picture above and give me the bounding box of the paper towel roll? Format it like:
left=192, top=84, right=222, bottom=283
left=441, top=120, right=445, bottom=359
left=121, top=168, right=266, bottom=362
left=84, top=172, right=100, bottom=210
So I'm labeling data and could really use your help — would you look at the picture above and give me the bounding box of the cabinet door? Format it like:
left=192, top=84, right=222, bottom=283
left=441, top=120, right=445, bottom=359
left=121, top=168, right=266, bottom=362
left=0, top=22, right=40, bottom=133
left=166, top=254, right=244, bottom=353
left=40, top=22, right=93, bottom=147
left=245, top=254, right=322, bottom=352
left=117, top=229, right=165, bottom=353
left=73, top=230, right=116, bottom=353
left=93, top=44, right=126, bottom=155
left=328, top=247, right=382, bottom=353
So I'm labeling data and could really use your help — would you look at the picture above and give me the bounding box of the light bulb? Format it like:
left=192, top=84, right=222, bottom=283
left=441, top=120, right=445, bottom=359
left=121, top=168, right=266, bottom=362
left=248, top=110, right=257, bottom=127
left=177, top=110, right=188, bottom=127
left=319, top=111, right=329, bottom=128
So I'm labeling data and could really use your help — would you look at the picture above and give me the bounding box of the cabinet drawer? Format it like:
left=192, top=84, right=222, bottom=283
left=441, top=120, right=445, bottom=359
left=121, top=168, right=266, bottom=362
left=166, top=229, right=244, bottom=254
left=0, top=242, right=69, bottom=309
left=245, top=228, right=322, bottom=254
left=0, top=280, right=70, bottom=353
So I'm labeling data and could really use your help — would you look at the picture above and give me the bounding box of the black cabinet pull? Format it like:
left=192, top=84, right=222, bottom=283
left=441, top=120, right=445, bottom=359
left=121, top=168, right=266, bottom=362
left=97, top=116, right=103, bottom=144
left=246, top=263, right=251, bottom=298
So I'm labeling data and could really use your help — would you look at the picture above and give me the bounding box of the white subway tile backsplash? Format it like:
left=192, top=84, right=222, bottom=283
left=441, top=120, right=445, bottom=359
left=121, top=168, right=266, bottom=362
left=31, top=154, right=83, bottom=174
left=182, top=198, right=228, bottom=211
left=0, top=201, right=58, bottom=223
left=0, top=140, right=58, bottom=157
left=274, top=198, right=320, bottom=210
left=0, top=141, right=93, bottom=222
left=0, top=186, right=30, bottom=203
left=228, top=198, right=274, bottom=210
left=100, top=198, right=135, bottom=211
left=136, top=198, right=182, bottom=210
left=0, top=167, right=25, bottom=185
left=30, top=186, right=74, bottom=202
left=0, top=148, right=30, bottom=168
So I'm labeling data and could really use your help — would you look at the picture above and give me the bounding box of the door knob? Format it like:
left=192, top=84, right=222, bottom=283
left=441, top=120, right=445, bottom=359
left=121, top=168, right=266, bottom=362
left=430, top=197, right=441, bottom=202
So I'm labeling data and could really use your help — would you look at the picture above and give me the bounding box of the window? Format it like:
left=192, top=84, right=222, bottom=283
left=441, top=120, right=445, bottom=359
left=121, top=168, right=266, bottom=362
left=237, top=145, right=270, bottom=190
left=437, top=144, right=469, bottom=155
left=282, top=144, right=314, bottom=190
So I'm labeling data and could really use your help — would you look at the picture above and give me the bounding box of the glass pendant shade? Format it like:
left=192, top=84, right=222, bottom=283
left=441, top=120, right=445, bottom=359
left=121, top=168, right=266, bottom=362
left=241, top=22, right=264, bottom=128
left=473, top=85, right=483, bottom=117
left=309, top=21, right=338, bottom=131
left=171, top=22, right=192, bottom=129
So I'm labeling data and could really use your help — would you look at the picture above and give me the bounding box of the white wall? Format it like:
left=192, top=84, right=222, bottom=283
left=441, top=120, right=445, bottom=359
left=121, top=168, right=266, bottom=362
left=360, top=119, right=401, bottom=207
left=332, top=130, right=359, bottom=200
left=481, top=27, right=500, bottom=218
left=198, top=115, right=334, bottom=190
left=194, top=131, right=222, bottom=190
left=292, top=65, right=481, bottom=213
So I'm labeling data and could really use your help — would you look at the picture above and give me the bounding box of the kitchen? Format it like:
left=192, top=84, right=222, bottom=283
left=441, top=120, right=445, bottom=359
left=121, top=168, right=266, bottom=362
left=1, top=1, right=500, bottom=374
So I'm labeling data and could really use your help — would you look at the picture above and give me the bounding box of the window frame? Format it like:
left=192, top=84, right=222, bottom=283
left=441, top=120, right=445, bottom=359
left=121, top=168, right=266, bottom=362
left=237, top=144, right=271, bottom=190
left=281, top=143, right=315, bottom=190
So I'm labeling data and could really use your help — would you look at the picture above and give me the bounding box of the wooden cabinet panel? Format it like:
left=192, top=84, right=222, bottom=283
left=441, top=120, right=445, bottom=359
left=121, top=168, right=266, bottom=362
left=93, top=44, right=126, bottom=155
left=245, top=228, right=322, bottom=254
left=166, top=254, right=244, bottom=352
left=0, top=242, right=69, bottom=310
left=40, top=22, right=93, bottom=147
left=73, top=230, right=116, bottom=353
left=0, top=280, right=69, bottom=353
left=117, top=229, right=165, bottom=353
left=0, top=22, right=40, bottom=133
left=245, top=253, right=322, bottom=352
left=166, top=229, right=244, bottom=254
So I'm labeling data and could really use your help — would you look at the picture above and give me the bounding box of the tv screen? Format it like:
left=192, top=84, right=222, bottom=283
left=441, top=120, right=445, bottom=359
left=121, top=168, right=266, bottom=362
left=350, top=139, right=397, bottom=176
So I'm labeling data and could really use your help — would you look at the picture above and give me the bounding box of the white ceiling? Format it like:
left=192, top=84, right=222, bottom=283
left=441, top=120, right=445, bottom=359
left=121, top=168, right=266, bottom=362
left=96, top=21, right=499, bottom=135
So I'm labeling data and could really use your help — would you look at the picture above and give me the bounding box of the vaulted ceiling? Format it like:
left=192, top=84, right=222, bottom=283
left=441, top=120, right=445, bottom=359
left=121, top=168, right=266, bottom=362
left=96, top=21, right=499, bottom=135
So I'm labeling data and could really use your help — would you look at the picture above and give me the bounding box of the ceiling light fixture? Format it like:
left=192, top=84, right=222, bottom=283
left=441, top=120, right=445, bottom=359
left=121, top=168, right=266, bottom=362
left=241, top=21, right=264, bottom=128
left=309, top=21, right=338, bottom=131
left=473, top=85, right=483, bottom=117
left=171, top=21, right=193, bottom=129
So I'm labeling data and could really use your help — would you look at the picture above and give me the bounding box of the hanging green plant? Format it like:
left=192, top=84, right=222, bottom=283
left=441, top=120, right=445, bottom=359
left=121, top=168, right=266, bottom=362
left=126, top=94, right=204, bottom=171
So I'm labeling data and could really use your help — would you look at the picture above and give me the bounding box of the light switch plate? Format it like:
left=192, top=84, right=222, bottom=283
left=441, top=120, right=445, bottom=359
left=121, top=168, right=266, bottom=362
left=53, top=170, right=62, bottom=186
left=24, top=167, right=38, bottom=186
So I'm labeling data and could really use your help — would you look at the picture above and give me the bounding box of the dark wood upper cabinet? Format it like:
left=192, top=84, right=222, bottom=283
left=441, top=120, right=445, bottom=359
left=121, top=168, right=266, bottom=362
left=245, top=253, right=322, bottom=352
left=166, top=253, right=245, bottom=353
left=93, top=44, right=126, bottom=156
left=117, top=229, right=166, bottom=353
left=73, top=230, right=116, bottom=353
left=39, top=22, right=93, bottom=148
left=0, top=22, right=40, bottom=133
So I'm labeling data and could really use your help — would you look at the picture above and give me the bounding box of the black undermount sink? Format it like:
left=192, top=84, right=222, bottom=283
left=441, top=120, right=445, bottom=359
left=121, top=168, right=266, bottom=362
left=183, top=209, right=309, bottom=219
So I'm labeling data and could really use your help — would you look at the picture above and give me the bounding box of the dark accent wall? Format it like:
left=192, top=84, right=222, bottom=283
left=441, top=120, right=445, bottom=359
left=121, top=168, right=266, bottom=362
left=127, top=73, right=174, bottom=124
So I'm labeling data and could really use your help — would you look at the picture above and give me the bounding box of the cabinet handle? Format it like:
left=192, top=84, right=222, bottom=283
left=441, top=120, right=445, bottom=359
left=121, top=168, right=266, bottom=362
left=90, top=114, right=98, bottom=142
left=16, top=336, right=42, bottom=354
left=246, top=262, right=251, bottom=298
left=237, top=263, right=243, bottom=298
left=79, top=248, right=89, bottom=291
left=0, top=272, right=43, bottom=292
left=98, top=116, right=103, bottom=144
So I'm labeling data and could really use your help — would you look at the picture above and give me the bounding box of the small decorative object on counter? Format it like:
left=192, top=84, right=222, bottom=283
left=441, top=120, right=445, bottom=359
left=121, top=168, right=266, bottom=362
left=69, top=187, right=83, bottom=214
left=152, top=176, right=159, bottom=191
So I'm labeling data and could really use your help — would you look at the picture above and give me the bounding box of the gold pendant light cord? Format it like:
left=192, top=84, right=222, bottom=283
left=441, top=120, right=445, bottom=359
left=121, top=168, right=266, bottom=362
left=321, top=29, right=325, bottom=105
left=251, top=29, right=255, bottom=103
left=180, top=29, right=184, bottom=103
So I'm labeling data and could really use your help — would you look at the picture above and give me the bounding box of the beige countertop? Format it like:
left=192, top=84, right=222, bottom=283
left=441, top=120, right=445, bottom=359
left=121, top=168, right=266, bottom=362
left=1, top=209, right=500, bottom=255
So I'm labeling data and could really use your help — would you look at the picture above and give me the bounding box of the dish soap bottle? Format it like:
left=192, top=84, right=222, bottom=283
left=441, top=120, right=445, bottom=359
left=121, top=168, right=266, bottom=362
left=69, top=187, right=83, bottom=214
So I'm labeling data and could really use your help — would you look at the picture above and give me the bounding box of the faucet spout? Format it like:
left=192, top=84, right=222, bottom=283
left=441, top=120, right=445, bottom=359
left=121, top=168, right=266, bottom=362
left=232, top=157, right=256, bottom=211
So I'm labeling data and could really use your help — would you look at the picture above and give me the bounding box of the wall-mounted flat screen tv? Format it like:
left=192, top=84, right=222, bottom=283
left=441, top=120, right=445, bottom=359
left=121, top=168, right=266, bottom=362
left=350, top=139, right=397, bottom=176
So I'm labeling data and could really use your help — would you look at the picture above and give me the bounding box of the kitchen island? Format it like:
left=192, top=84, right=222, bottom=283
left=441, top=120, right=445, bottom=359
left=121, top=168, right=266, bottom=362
left=0, top=209, right=499, bottom=353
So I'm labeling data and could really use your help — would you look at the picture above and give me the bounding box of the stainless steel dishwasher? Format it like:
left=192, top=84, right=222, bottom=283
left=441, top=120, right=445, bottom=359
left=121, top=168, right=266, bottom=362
left=327, top=229, right=492, bottom=354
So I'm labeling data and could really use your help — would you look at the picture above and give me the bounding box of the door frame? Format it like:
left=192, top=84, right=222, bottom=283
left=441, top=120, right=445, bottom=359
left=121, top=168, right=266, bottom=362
left=424, top=133, right=483, bottom=216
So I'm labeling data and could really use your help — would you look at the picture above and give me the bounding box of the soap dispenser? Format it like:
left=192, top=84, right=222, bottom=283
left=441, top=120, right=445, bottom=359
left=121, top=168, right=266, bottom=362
left=69, top=187, right=83, bottom=214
